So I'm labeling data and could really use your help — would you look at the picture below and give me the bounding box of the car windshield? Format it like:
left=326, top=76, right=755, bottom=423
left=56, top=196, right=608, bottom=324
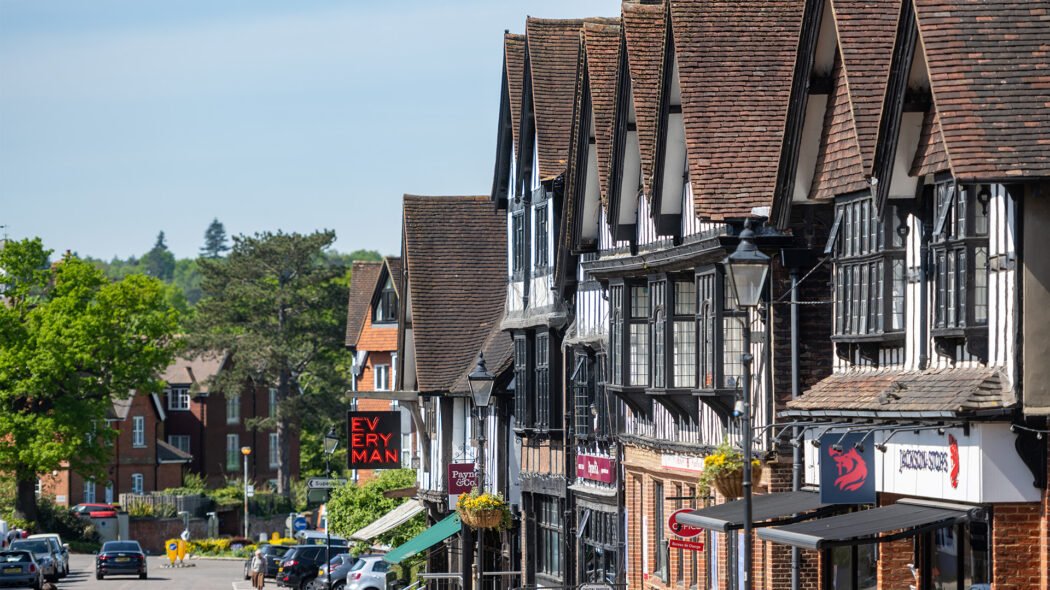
left=0, top=551, right=31, bottom=563
left=9, top=541, right=48, bottom=554
left=102, top=541, right=141, bottom=552
left=349, top=559, right=370, bottom=572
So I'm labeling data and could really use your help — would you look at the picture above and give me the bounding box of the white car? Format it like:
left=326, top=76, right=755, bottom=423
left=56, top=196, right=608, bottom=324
left=27, top=534, right=68, bottom=579
left=345, top=555, right=397, bottom=590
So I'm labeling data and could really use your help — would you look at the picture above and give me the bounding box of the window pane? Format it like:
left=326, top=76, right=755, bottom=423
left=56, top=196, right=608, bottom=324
left=723, top=316, right=742, bottom=389
left=974, top=186, right=990, bottom=236
left=697, top=274, right=715, bottom=389
left=965, top=522, right=991, bottom=587
left=891, top=259, right=905, bottom=331
left=629, top=324, right=649, bottom=386
left=673, top=321, right=696, bottom=388
left=933, top=526, right=960, bottom=589
left=674, top=281, right=696, bottom=316
left=974, top=247, right=988, bottom=325
left=610, top=286, right=623, bottom=386
left=651, top=282, right=665, bottom=388
left=631, top=285, right=649, bottom=319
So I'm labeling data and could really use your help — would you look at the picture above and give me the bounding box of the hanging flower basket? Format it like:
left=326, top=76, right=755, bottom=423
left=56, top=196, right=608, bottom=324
left=700, top=440, right=764, bottom=500
left=712, top=463, right=763, bottom=500
left=456, top=489, right=511, bottom=530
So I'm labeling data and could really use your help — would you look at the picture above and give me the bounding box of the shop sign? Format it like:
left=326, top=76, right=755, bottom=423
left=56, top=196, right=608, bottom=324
left=669, top=539, right=705, bottom=552
left=447, top=463, right=478, bottom=495
left=660, top=453, right=705, bottom=473
left=667, top=508, right=703, bottom=539
left=819, top=432, right=875, bottom=505
left=576, top=454, right=615, bottom=484
left=346, top=411, right=401, bottom=469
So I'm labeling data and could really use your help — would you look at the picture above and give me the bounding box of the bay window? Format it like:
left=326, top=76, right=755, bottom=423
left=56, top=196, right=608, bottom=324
left=609, top=285, right=624, bottom=386
left=650, top=280, right=666, bottom=388
left=629, top=284, right=650, bottom=386
left=536, top=332, right=551, bottom=430
left=672, top=280, right=697, bottom=388
left=514, top=334, right=531, bottom=428
left=931, top=182, right=991, bottom=334
left=696, top=268, right=745, bottom=392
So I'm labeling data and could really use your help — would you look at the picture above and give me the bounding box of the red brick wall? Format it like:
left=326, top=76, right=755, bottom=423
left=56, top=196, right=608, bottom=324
left=876, top=537, right=913, bottom=590
left=992, top=502, right=1043, bottom=590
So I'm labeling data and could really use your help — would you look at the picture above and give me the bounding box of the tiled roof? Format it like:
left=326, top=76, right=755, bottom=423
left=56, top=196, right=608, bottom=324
left=526, top=18, right=585, bottom=181
left=345, top=261, right=383, bottom=348
left=583, top=20, right=622, bottom=210
left=161, top=353, right=225, bottom=391
left=402, top=195, right=507, bottom=394
left=385, top=257, right=403, bottom=297
left=450, top=326, right=515, bottom=394
left=910, top=104, right=951, bottom=177
left=914, top=0, right=1050, bottom=179
left=832, top=0, right=900, bottom=172
left=789, top=368, right=1013, bottom=414
left=809, top=53, right=868, bottom=200
left=157, top=438, right=193, bottom=463
left=671, top=0, right=805, bottom=220
left=505, top=33, right=526, bottom=155
left=622, top=2, right=666, bottom=198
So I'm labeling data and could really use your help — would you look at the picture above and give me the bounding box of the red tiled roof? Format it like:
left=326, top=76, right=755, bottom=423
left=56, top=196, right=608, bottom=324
left=914, top=0, right=1050, bottom=179
left=671, top=0, right=805, bottom=220
left=809, top=53, right=868, bottom=200
left=505, top=33, right=526, bottom=156
left=527, top=18, right=586, bottom=181
left=345, top=261, right=383, bottom=348
left=583, top=20, right=622, bottom=209
left=622, top=2, right=666, bottom=198
left=401, top=195, right=507, bottom=394
left=910, top=104, right=951, bottom=176
left=832, top=0, right=901, bottom=173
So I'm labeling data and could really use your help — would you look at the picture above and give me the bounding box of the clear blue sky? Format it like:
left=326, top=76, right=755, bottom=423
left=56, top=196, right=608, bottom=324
left=0, top=0, right=608, bottom=260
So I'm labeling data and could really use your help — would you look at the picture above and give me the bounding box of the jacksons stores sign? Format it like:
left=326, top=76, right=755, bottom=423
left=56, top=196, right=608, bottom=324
left=347, top=411, right=402, bottom=470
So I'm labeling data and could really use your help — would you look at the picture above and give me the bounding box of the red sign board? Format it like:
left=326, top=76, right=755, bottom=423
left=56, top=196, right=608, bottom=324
left=347, top=411, right=401, bottom=469
left=669, top=539, right=705, bottom=552
left=576, top=454, right=615, bottom=484
left=447, top=463, right=478, bottom=495
left=668, top=508, right=703, bottom=538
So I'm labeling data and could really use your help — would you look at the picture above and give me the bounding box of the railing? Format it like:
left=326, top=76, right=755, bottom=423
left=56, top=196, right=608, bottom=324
left=119, top=493, right=211, bottom=518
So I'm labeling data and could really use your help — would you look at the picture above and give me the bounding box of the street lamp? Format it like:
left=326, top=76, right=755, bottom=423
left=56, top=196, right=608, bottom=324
left=467, top=352, right=495, bottom=590
left=241, top=446, right=252, bottom=539
left=323, top=426, right=339, bottom=590
left=723, top=219, right=769, bottom=590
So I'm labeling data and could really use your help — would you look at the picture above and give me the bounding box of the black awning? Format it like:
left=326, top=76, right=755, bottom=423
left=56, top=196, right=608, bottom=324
left=677, top=491, right=837, bottom=533
left=756, top=501, right=977, bottom=550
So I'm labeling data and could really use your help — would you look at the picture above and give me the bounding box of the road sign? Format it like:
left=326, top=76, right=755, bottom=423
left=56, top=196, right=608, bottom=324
left=293, top=516, right=308, bottom=532
left=307, top=478, right=348, bottom=490
left=245, top=484, right=255, bottom=497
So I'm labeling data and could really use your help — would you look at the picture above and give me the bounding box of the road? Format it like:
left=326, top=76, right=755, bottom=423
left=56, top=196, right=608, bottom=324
left=57, top=553, right=258, bottom=590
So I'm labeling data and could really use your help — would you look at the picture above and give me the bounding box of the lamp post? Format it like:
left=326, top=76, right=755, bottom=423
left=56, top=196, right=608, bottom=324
left=241, top=446, right=252, bottom=539
left=323, top=427, right=339, bottom=590
left=467, top=353, right=495, bottom=590
left=723, top=219, right=770, bottom=590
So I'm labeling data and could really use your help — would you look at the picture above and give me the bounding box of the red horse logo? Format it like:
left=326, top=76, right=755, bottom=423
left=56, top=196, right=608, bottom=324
left=948, top=434, right=960, bottom=489
left=828, top=446, right=869, bottom=492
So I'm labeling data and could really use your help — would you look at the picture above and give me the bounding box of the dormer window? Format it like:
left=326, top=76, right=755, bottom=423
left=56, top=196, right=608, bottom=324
left=374, top=276, right=398, bottom=323
left=931, top=182, right=992, bottom=335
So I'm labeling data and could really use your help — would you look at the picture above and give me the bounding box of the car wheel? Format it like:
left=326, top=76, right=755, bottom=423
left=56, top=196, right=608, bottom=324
left=140, top=572, right=148, bottom=579
left=97, top=572, right=104, bottom=580
left=333, top=582, right=346, bottom=590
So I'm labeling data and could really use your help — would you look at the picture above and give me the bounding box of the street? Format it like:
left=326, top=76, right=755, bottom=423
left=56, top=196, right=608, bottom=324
left=57, top=553, right=255, bottom=590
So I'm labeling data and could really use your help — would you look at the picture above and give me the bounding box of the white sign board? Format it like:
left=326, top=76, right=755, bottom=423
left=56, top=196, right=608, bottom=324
left=307, top=478, right=348, bottom=490
left=660, top=453, right=705, bottom=473
left=805, top=423, right=1039, bottom=503
left=245, top=485, right=255, bottom=498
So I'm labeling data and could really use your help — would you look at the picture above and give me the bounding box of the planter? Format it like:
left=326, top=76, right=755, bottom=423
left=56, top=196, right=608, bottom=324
left=712, top=463, right=763, bottom=500
left=459, top=509, right=504, bottom=530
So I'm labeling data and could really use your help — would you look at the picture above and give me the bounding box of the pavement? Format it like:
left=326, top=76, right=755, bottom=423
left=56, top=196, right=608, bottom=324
left=58, top=553, right=257, bottom=590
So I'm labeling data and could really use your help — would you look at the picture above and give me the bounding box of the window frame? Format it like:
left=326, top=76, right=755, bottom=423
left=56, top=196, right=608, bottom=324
left=536, top=496, right=564, bottom=579
left=130, top=473, right=144, bottom=495
left=226, top=434, right=240, bottom=472
left=373, top=276, right=399, bottom=323
left=374, top=364, right=390, bottom=391
left=84, top=479, right=96, bottom=503
left=512, top=210, right=526, bottom=280
left=694, top=267, right=747, bottom=393
left=269, top=433, right=279, bottom=469
left=513, top=333, right=532, bottom=430
left=930, top=181, right=992, bottom=336
left=535, top=201, right=549, bottom=271
left=226, top=394, right=240, bottom=425
left=627, top=283, right=650, bottom=387
left=167, top=386, right=190, bottom=411
left=167, top=435, right=191, bottom=455
left=131, top=415, right=146, bottom=448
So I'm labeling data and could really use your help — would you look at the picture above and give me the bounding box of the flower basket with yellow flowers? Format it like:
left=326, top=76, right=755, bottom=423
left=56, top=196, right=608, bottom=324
left=456, top=489, right=512, bottom=530
left=699, top=440, right=763, bottom=500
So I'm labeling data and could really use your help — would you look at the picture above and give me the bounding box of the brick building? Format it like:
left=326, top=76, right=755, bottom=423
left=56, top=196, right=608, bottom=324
left=161, top=354, right=299, bottom=489
left=40, top=392, right=190, bottom=506
left=345, top=258, right=409, bottom=483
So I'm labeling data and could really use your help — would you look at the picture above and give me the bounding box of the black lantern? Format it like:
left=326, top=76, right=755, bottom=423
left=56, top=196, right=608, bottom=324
left=323, top=426, right=339, bottom=456
left=467, top=352, right=495, bottom=408
left=724, top=219, right=771, bottom=309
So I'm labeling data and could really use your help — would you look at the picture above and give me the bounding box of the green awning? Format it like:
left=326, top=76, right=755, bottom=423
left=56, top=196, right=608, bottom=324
left=383, top=513, right=461, bottom=564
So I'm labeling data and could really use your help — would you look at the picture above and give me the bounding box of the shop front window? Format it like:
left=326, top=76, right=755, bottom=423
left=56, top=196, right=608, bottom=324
left=827, top=544, right=877, bottom=590
left=580, top=510, right=618, bottom=584
left=933, top=522, right=990, bottom=590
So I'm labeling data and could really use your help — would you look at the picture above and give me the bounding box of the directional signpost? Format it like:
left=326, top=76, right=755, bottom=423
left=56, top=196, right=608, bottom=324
left=307, top=478, right=348, bottom=490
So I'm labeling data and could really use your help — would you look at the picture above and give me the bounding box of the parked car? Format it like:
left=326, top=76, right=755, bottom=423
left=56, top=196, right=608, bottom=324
left=345, top=555, right=397, bottom=590
left=26, top=535, right=67, bottom=579
left=243, top=543, right=292, bottom=580
left=277, top=544, right=343, bottom=590
left=94, top=540, right=147, bottom=580
left=296, top=530, right=349, bottom=547
left=0, top=549, right=44, bottom=589
left=307, top=553, right=357, bottom=590
left=71, top=503, right=117, bottom=518
left=7, top=540, right=57, bottom=583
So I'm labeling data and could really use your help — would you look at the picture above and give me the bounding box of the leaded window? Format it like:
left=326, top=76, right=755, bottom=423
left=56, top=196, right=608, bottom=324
left=594, top=353, right=611, bottom=438
left=609, top=285, right=624, bottom=386
left=932, top=182, right=991, bottom=332
left=514, top=334, right=531, bottom=428
left=573, top=354, right=594, bottom=438
left=831, top=196, right=906, bottom=338
left=697, top=272, right=717, bottom=389
left=535, top=204, right=549, bottom=269
left=536, top=333, right=551, bottom=430
left=629, top=284, right=650, bottom=386
left=537, top=496, right=563, bottom=577
left=672, top=280, right=697, bottom=388
left=580, top=510, right=619, bottom=583
left=512, top=211, right=525, bottom=277
left=696, top=269, right=744, bottom=391
left=649, top=280, right=667, bottom=388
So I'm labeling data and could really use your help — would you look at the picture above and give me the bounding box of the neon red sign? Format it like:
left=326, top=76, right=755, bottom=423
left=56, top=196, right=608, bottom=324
left=347, top=411, right=401, bottom=469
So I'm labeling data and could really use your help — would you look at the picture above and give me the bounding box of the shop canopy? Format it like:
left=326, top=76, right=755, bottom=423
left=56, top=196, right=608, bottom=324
left=756, top=500, right=978, bottom=550
left=677, top=490, right=837, bottom=533
left=351, top=500, right=426, bottom=542
left=383, top=513, right=461, bottom=564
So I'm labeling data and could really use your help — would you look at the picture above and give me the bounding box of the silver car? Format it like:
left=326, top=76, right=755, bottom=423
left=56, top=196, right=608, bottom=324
left=345, top=555, right=397, bottom=590
left=8, top=540, right=57, bottom=583
left=26, top=535, right=67, bottom=579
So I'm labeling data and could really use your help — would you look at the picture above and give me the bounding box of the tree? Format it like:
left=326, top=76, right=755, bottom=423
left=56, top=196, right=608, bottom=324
left=0, top=238, right=180, bottom=522
left=143, top=231, right=175, bottom=281
left=326, top=469, right=424, bottom=553
left=188, top=230, right=347, bottom=496
left=200, top=219, right=230, bottom=259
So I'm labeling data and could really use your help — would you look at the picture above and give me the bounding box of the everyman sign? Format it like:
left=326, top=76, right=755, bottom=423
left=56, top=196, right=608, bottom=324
left=346, top=411, right=402, bottom=469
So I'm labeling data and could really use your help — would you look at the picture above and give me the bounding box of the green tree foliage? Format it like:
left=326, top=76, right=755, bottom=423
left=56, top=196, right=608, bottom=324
left=326, top=469, right=423, bottom=553
left=0, top=238, right=180, bottom=522
left=188, top=230, right=347, bottom=497
left=143, top=231, right=176, bottom=281
left=200, top=218, right=230, bottom=259
left=173, top=258, right=203, bottom=305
